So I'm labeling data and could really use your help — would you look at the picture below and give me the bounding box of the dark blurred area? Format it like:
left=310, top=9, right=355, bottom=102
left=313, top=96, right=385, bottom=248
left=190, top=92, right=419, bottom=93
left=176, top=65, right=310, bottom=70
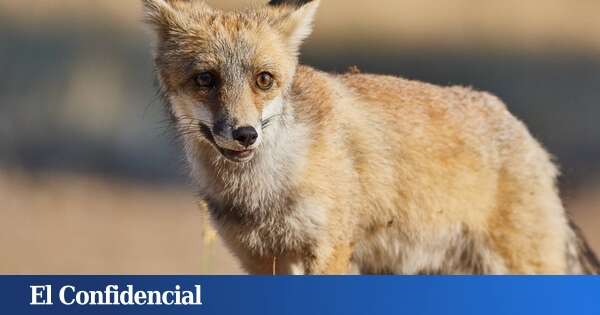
left=0, top=0, right=598, bottom=274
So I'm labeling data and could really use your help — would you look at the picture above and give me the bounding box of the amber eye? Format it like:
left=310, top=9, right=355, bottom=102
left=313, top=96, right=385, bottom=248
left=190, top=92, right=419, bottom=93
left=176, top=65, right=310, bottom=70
left=195, top=72, right=216, bottom=89
left=256, top=72, right=274, bottom=90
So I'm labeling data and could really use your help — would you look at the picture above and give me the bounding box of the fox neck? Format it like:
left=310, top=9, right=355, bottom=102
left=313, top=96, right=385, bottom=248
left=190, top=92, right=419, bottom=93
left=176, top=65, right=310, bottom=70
left=188, top=94, right=310, bottom=214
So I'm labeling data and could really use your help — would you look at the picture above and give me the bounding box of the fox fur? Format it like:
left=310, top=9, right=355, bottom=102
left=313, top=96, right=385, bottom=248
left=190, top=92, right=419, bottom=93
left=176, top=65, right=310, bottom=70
left=143, top=0, right=600, bottom=274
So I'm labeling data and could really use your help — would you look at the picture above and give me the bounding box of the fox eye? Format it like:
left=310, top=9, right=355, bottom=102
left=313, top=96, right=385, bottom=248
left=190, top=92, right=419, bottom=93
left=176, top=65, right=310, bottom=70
left=256, top=72, right=274, bottom=90
left=195, top=72, right=216, bottom=89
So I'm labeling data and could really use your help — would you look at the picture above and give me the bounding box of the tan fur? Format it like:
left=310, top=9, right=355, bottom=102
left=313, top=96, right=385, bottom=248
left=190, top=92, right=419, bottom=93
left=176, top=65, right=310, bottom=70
left=143, top=0, right=598, bottom=274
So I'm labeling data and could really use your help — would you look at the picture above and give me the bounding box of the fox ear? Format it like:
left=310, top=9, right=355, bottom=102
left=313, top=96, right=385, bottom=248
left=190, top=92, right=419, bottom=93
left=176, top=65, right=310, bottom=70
left=269, top=0, right=320, bottom=53
left=143, top=0, right=177, bottom=33
left=143, top=0, right=212, bottom=37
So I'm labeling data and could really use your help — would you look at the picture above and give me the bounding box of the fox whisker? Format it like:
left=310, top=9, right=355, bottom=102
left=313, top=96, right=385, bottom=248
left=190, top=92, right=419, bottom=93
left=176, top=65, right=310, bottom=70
left=261, top=113, right=284, bottom=129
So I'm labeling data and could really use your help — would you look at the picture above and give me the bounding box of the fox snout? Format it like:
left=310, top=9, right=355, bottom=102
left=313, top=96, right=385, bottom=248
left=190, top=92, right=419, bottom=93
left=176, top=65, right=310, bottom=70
left=232, top=127, right=259, bottom=147
left=206, top=116, right=263, bottom=162
left=212, top=119, right=261, bottom=149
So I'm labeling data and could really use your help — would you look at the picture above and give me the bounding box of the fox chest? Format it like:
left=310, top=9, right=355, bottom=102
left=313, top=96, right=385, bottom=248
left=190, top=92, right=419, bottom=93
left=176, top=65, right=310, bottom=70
left=206, top=197, right=328, bottom=257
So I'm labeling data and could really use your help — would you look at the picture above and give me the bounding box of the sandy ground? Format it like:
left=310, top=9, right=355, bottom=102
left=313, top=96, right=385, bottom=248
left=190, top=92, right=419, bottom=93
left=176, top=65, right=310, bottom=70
left=0, top=169, right=598, bottom=275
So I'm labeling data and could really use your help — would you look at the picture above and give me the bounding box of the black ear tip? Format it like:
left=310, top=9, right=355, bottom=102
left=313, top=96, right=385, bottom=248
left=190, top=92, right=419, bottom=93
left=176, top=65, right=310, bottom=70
left=268, top=0, right=314, bottom=7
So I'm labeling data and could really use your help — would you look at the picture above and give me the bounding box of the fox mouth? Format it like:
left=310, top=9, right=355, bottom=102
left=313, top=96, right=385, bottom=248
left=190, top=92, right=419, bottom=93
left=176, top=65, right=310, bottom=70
left=198, top=124, right=256, bottom=163
left=220, top=148, right=256, bottom=162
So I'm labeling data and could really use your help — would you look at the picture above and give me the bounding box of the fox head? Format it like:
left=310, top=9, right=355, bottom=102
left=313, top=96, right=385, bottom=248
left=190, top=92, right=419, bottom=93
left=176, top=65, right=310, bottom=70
left=144, top=0, right=320, bottom=162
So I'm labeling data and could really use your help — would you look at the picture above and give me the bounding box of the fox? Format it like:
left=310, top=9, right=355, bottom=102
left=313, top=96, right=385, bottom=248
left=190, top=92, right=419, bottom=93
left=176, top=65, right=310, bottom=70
left=143, top=0, right=600, bottom=274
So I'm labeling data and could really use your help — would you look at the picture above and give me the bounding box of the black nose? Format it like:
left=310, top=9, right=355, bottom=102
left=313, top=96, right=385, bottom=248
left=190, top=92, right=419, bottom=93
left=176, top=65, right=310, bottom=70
left=232, top=126, right=258, bottom=147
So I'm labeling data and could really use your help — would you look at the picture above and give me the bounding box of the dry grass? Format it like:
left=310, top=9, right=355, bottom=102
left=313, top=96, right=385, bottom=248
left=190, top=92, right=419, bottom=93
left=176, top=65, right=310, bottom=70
left=2, top=0, right=600, bottom=52
left=0, top=169, right=241, bottom=274
left=0, top=169, right=598, bottom=274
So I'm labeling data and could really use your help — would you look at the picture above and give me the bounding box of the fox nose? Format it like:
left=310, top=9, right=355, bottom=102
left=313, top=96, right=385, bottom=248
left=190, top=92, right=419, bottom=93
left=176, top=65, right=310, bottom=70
left=232, top=126, right=258, bottom=147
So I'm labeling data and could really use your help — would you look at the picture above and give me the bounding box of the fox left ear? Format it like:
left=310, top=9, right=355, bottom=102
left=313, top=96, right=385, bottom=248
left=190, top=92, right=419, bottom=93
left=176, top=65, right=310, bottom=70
left=269, top=0, right=320, bottom=53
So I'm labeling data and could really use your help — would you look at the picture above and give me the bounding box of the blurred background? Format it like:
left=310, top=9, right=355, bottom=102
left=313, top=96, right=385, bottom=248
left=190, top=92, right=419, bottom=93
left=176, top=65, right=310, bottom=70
left=1, top=0, right=599, bottom=274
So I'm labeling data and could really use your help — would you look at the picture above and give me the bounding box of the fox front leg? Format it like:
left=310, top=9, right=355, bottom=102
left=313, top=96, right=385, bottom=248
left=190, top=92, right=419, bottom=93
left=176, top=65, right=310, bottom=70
left=237, top=245, right=354, bottom=275
left=243, top=244, right=354, bottom=275
left=300, top=243, right=354, bottom=275
left=236, top=251, right=308, bottom=275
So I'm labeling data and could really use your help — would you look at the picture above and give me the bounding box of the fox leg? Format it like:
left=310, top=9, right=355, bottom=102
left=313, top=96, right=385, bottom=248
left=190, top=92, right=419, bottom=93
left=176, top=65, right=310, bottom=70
left=320, top=243, right=354, bottom=274
left=487, top=166, right=569, bottom=274
left=238, top=243, right=354, bottom=275
left=233, top=250, right=307, bottom=275
left=302, top=243, right=354, bottom=275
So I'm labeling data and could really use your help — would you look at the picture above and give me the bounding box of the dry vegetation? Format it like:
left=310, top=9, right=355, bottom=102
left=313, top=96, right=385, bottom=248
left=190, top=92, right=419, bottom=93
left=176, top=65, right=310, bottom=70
left=0, top=169, right=241, bottom=274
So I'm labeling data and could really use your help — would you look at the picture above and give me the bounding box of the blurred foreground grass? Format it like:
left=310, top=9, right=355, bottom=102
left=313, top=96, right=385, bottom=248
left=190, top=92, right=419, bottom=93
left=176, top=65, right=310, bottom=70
left=0, top=169, right=597, bottom=274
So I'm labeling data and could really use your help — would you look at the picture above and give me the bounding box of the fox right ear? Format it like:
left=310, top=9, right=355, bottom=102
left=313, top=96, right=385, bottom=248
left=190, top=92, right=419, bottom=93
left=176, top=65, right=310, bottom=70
left=268, top=0, right=320, bottom=53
